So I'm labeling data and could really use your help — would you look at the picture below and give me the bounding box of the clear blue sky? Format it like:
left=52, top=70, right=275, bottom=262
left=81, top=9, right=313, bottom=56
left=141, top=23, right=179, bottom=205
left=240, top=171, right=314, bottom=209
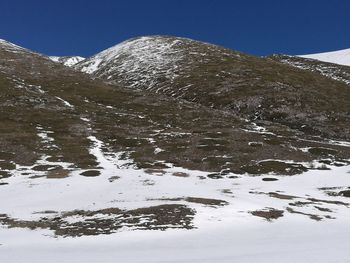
left=1, top=0, right=349, bottom=57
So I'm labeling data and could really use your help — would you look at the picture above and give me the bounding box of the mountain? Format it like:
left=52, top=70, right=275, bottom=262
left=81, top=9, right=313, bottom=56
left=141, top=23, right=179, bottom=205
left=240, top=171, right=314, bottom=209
left=49, top=56, right=85, bottom=67
left=75, top=35, right=350, bottom=140
left=4, top=37, right=349, bottom=175
left=1, top=37, right=350, bottom=258
left=299, top=48, right=350, bottom=66
left=1, top=36, right=349, bottom=175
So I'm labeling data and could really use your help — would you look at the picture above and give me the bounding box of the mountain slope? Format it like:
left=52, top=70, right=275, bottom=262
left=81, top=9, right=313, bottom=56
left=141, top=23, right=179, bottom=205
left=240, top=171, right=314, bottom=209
left=76, top=35, right=350, bottom=140
left=299, top=48, right=350, bottom=66
left=270, top=54, right=350, bottom=85
left=1, top=38, right=349, bottom=175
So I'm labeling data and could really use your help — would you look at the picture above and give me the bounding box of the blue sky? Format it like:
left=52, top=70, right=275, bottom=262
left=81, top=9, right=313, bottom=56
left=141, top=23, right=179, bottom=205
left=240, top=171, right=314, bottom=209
left=1, top=0, right=349, bottom=57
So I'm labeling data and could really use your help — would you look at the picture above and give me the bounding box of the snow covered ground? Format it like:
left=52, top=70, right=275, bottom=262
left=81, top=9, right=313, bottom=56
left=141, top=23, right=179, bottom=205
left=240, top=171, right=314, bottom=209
left=299, top=48, right=350, bottom=66
left=1, top=215, right=350, bottom=263
left=1, top=164, right=349, bottom=263
left=0, top=125, right=350, bottom=262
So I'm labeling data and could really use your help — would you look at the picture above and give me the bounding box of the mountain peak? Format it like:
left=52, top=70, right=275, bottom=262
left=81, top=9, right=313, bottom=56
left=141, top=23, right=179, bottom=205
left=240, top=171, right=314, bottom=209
left=75, top=35, right=237, bottom=87
left=77, top=35, right=193, bottom=74
left=49, top=56, right=85, bottom=67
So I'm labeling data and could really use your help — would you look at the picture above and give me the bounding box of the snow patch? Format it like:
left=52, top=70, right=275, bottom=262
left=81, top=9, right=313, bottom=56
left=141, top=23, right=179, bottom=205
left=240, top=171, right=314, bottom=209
left=299, top=48, right=350, bottom=67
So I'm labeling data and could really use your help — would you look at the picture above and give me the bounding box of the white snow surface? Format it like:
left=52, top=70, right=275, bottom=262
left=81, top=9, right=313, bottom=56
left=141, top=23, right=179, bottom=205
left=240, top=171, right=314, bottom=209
left=1, top=162, right=350, bottom=262
left=1, top=217, right=350, bottom=263
left=49, top=56, right=85, bottom=67
left=299, top=48, right=350, bottom=66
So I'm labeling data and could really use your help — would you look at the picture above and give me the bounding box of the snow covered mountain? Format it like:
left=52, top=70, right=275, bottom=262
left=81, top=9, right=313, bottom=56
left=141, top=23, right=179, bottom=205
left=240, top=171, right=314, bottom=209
left=49, top=55, right=85, bottom=67
left=299, top=48, right=350, bottom=66
left=1, top=37, right=350, bottom=263
left=75, top=35, right=350, bottom=140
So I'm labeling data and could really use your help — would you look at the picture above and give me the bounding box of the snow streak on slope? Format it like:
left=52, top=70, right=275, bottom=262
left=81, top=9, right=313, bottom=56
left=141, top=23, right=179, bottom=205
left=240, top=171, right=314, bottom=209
left=299, top=48, right=350, bottom=66
left=49, top=56, right=85, bottom=67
